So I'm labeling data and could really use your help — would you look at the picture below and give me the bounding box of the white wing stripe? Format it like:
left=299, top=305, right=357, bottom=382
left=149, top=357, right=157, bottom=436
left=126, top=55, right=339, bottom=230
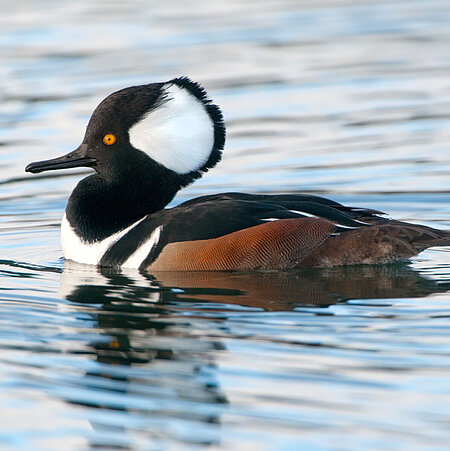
left=288, top=209, right=370, bottom=227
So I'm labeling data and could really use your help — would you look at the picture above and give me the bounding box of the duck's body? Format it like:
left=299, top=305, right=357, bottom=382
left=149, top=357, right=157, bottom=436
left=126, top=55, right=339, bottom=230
left=26, top=77, right=450, bottom=271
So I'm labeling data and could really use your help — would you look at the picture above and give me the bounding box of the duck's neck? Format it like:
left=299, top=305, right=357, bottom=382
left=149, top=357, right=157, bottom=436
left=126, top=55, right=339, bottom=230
left=65, top=173, right=179, bottom=243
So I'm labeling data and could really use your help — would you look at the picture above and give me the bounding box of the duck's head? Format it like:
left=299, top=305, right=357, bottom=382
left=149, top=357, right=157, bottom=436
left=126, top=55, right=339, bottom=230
left=25, top=77, right=225, bottom=187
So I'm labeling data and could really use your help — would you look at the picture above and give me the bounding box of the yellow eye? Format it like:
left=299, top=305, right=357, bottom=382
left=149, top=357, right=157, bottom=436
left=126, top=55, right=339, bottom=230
left=103, top=134, right=117, bottom=146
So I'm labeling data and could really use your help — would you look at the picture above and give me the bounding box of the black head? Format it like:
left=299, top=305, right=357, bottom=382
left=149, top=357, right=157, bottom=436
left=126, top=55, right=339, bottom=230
left=25, top=77, right=226, bottom=188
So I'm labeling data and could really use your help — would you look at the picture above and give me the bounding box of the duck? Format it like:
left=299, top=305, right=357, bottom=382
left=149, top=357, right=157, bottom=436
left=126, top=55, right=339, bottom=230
left=25, top=77, right=450, bottom=271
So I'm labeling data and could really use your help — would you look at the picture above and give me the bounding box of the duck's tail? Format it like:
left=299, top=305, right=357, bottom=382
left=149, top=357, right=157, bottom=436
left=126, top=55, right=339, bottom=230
left=299, top=222, right=450, bottom=268
left=395, top=222, right=450, bottom=253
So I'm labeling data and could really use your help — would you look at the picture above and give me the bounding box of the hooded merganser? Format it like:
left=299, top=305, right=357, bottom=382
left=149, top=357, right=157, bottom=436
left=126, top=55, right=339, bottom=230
left=25, top=77, right=450, bottom=271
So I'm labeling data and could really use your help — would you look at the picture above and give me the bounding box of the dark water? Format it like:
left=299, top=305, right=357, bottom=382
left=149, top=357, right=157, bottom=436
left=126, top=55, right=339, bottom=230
left=1, top=1, right=450, bottom=449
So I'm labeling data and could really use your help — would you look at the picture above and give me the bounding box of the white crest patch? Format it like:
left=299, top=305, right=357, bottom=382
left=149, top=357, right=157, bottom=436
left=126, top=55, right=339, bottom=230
left=128, top=83, right=214, bottom=174
left=61, top=214, right=145, bottom=266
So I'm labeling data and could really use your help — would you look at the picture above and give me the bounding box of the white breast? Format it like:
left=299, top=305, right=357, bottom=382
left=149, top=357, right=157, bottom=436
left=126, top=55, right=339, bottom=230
left=61, top=214, right=146, bottom=266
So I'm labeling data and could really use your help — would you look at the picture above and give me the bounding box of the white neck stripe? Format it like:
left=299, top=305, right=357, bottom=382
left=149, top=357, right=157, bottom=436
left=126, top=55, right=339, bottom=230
left=122, top=226, right=162, bottom=269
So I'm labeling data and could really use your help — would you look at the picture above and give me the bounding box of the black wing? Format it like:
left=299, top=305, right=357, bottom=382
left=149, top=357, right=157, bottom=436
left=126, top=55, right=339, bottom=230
left=100, top=192, right=386, bottom=268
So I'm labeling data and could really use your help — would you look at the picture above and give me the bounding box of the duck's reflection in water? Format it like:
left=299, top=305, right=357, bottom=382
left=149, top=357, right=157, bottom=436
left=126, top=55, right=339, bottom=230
left=60, top=264, right=230, bottom=447
left=59, top=262, right=449, bottom=448
left=61, top=261, right=450, bottom=311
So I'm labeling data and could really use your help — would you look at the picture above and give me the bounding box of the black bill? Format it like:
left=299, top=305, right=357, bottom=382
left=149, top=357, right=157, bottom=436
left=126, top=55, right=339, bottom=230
left=25, top=144, right=96, bottom=174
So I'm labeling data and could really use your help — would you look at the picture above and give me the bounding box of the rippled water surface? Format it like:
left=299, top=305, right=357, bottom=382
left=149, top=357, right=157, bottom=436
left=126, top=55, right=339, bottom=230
left=1, top=1, right=450, bottom=449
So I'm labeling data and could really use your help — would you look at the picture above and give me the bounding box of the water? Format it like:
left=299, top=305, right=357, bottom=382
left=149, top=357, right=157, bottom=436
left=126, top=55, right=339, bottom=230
left=1, top=0, right=450, bottom=449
